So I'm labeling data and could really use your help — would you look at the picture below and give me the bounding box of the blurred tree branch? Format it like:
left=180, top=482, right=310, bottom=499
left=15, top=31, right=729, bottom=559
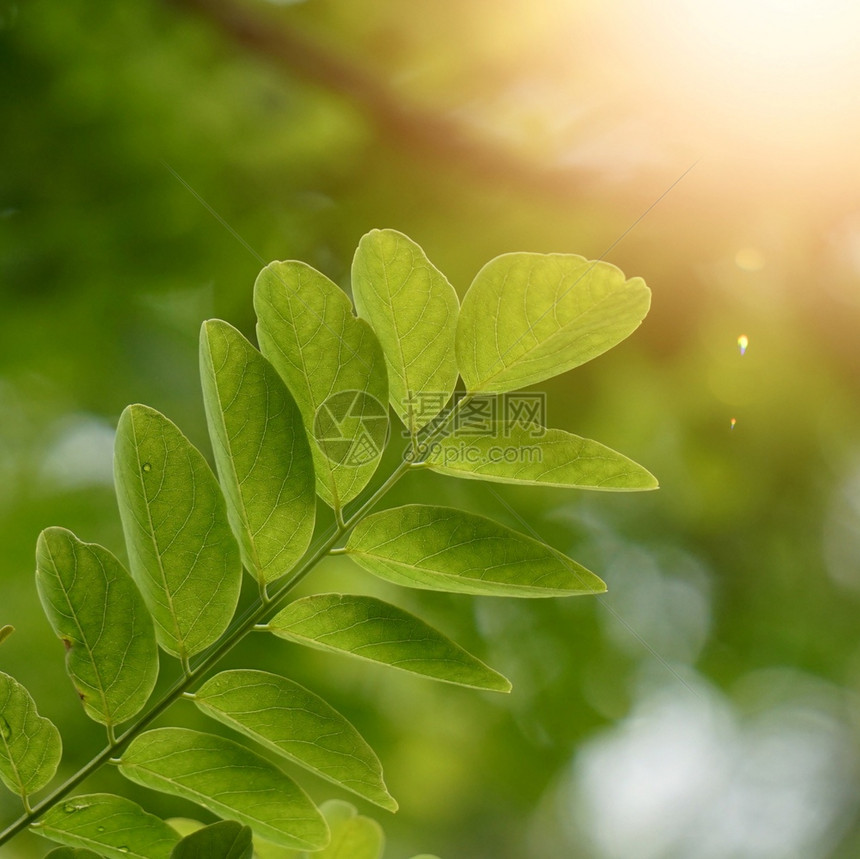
left=166, top=0, right=620, bottom=202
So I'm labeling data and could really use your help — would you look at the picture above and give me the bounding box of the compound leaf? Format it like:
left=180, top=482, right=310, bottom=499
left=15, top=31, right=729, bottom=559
left=426, top=423, right=658, bottom=491
left=200, top=320, right=316, bottom=585
left=170, top=820, right=253, bottom=859
left=266, top=594, right=510, bottom=692
left=34, top=793, right=179, bottom=859
left=456, top=253, right=650, bottom=393
left=254, top=260, right=388, bottom=510
left=346, top=505, right=605, bottom=597
left=193, top=669, right=397, bottom=812
left=352, top=229, right=459, bottom=435
left=114, top=405, right=242, bottom=660
left=35, top=527, right=158, bottom=727
left=0, top=671, right=62, bottom=798
left=119, top=728, right=328, bottom=852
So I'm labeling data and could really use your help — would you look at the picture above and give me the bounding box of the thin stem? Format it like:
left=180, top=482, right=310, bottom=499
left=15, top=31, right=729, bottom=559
left=342, top=458, right=412, bottom=530
left=0, top=449, right=417, bottom=847
left=0, top=395, right=473, bottom=848
left=410, top=391, right=474, bottom=466
left=258, top=579, right=271, bottom=605
left=169, top=0, right=604, bottom=206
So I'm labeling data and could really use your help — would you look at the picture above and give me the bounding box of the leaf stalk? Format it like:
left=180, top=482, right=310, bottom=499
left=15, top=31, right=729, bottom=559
left=0, top=396, right=469, bottom=848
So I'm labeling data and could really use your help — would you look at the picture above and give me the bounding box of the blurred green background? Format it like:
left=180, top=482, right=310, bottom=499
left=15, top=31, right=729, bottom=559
left=3, top=0, right=860, bottom=856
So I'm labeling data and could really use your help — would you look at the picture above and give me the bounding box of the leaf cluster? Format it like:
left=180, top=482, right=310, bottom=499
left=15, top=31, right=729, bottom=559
left=0, top=229, right=655, bottom=857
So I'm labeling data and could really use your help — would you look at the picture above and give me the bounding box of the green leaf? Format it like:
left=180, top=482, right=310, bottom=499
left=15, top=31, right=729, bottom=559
left=314, top=800, right=384, bottom=859
left=34, top=793, right=180, bottom=859
left=254, top=802, right=384, bottom=859
left=44, top=848, right=106, bottom=859
left=119, top=728, right=329, bottom=851
left=252, top=841, right=303, bottom=859
left=200, top=320, right=316, bottom=585
left=193, top=669, right=397, bottom=811
left=0, top=671, right=62, bottom=798
left=0, top=625, right=13, bottom=645
left=266, top=594, right=511, bottom=692
left=166, top=819, right=205, bottom=839
left=346, top=505, right=605, bottom=597
left=114, top=404, right=243, bottom=660
left=254, top=260, right=389, bottom=510
left=35, top=527, right=159, bottom=727
left=352, top=229, right=459, bottom=434
left=426, top=423, right=658, bottom=490
left=456, top=253, right=650, bottom=393
left=170, top=820, right=253, bottom=859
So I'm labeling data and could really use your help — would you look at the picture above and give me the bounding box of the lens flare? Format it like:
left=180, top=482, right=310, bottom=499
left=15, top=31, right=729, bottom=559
left=737, top=335, right=749, bottom=356
left=730, top=418, right=737, bottom=430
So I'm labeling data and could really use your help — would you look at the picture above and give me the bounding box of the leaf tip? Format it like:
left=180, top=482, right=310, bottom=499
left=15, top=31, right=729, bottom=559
left=200, top=317, right=231, bottom=337
left=481, top=669, right=513, bottom=694
left=360, top=226, right=396, bottom=246
left=380, top=793, right=400, bottom=813
left=637, top=470, right=660, bottom=491
left=121, top=402, right=155, bottom=427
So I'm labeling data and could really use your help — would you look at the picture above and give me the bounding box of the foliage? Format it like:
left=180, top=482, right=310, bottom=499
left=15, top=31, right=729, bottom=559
left=0, top=229, right=654, bottom=856
left=6, top=1, right=860, bottom=855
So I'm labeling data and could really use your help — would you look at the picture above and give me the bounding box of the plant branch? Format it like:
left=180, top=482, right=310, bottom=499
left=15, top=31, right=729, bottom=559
left=0, top=455, right=413, bottom=847
left=163, top=0, right=616, bottom=202
left=0, top=392, right=472, bottom=847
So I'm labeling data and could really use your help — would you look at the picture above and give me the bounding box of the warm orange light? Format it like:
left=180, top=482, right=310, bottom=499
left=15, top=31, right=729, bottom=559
left=670, top=0, right=857, bottom=71
left=735, top=250, right=766, bottom=273
left=604, top=0, right=860, bottom=165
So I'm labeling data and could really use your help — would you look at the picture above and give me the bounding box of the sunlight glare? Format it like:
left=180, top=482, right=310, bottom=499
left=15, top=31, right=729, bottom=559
left=614, top=0, right=860, bottom=161
left=667, top=0, right=857, bottom=82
